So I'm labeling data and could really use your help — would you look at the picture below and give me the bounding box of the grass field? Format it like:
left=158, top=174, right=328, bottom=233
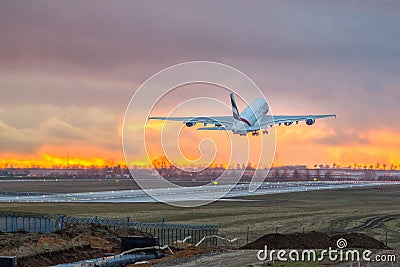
left=0, top=184, right=399, bottom=248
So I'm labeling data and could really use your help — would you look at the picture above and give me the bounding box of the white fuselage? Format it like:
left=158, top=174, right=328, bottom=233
left=233, top=98, right=269, bottom=134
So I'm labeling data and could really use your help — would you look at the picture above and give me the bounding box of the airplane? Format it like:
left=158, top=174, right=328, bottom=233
left=148, top=93, right=336, bottom=136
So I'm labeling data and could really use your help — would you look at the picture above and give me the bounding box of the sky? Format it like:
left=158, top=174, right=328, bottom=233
left=0, top=0, right=400, bottom=168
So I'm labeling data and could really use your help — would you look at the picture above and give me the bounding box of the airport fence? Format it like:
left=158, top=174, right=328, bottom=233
left=0, top=213, right=219, bottom=247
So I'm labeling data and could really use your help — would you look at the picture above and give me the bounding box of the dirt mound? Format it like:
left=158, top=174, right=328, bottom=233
left=0, top=232, right=66, bottom=254
left=0, top=223, right=152, bottom=267
left=17, top=244, right=103, bottom=267
left=54, top=223, right=151, bottom=251
left=55, top=223, right=119, bottom=250
left=116, top=226, right=153, bottom=237
left=127, top=246, right=223, bottom=267
left=241, top=231, right=388, bottom=249
left=242, top=231, right=334, bottom=249
left=36, top=236, right=67, bottom=245
left=72, top=233, right=115, bottom=250
left=55, top=223, right=119, bottom=241
left=167, top=246, right=223, bottom=260
left=332, top=233, right=387, bottom=249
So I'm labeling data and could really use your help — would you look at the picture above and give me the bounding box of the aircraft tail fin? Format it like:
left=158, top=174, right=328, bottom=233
left=230, top=92, right=248, bottom=134
left=230, top=92, right=241, bottom=121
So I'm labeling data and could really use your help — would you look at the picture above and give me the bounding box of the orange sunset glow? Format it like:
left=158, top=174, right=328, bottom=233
left=1, top=123, right=400, bottom=169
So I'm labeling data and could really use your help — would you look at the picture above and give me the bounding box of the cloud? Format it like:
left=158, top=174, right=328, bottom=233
left=0, top=120, right=41, bottom=153
left=0, top=105, right=122, bottom=156
left=40, top=118, right=85, bottom=141
left=0, top=72, right=133, bottom=108
left=0, top=1, right=399, bottom=165
left=315, top=131, right=370, bottom=146
left=1, top=1, right=399, bottom=74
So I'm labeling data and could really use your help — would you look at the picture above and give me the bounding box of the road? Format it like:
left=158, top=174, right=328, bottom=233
left=153, top=250, right=261, bottom=267
left=0, top=181, right=397, bottom=203
left=154, top=249, right=399, bottom=267
left=348, top=216, right=397, bottom=232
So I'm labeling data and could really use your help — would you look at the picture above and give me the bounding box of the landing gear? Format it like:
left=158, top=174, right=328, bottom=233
left=262, top=129, right=268, bottom=134
left=251, top=131, right=259, bottom=136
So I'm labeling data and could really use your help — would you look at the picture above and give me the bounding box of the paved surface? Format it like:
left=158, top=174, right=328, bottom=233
left=0, top=181, right=397, bottom=203
left=348, top=216, right=397, bottom=232
left=155, top=250, right=261, bottom=267
left=157, top=249, right=399, bottom=267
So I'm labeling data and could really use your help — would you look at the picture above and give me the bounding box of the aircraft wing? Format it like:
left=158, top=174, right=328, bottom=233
left=260, top=114, right=336, bottom=127
left=197, top=114, right=336, bottom=131
left=148, top=116, right=233, bottom=126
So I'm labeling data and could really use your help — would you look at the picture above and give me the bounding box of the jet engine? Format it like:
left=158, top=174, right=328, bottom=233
left=306, top=118, right=315, bottom=125
left=185, top=122, right=196, bottom=127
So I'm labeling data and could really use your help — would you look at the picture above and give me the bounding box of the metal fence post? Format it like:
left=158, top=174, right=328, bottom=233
left=161, top=217, right=165, bottom=246
left=214, top=229, right=217, bottom=247
left=59, top=215, right=64, bottom=230
left=246, top=226, right=250, bottom=244
left=206, top=229, right=208, bottom=246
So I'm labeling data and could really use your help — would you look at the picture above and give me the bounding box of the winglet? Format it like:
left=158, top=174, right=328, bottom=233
left=230, top=92, right=241, bottom=121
